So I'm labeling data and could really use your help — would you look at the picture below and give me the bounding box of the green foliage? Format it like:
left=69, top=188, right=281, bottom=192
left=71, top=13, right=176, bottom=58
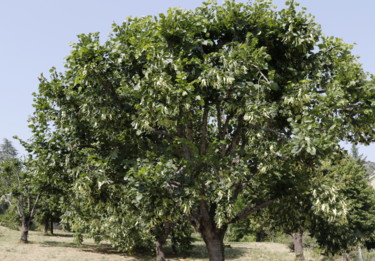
left=28, top=0, right=374, bottom=258
left=0, top=158, right=40, bottom=222
left=364, top=161, right=375, bottom=178
left=310, top=157, right=375, bottom=255
left=0, top=211, right=20, bottom=230
left=226, top=207, right=276, bottom=242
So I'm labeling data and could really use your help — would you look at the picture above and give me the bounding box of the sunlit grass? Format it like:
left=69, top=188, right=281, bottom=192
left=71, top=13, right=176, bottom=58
left=0, top=225, right=358, bottom=261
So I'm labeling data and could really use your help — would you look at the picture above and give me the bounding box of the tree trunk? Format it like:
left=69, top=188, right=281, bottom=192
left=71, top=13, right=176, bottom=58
left=192, top=201, right=227, bottom=261
left=256, top=230, right=266, bottom=242
left=358, top=246, right=363, bottom=261
left=202, top=232, right=226, bottom=261
left=20, top=216, right=31, bottom=243
left=292, top=231, right=305, bottom=261
left=44, top=217, right=49, bottom=235
left=197, top=218, right=226, bottom=261
left=50, top=219, right=54, bottom=235
left=155, top=238, right=166, bottom=261
left=154, top=222, right=172, bottom=261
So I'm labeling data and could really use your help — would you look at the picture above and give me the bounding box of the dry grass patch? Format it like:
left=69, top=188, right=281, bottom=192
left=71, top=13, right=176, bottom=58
left=0, top=225, right=325, bottom=260
left=0, top=226, right=139, bottom=261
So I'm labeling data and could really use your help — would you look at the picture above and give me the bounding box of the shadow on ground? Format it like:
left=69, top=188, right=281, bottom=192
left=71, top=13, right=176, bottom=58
left=40, top=240, right=78, bottom=248
left=128, top=244, right=248, bottom=261
left=40, top=237, right=125, bottom=256
left=40, top=234, right=248, bottom=260
left=181, top=244, right=248, bottom=260
left=46, top=233, right=74, bottom=238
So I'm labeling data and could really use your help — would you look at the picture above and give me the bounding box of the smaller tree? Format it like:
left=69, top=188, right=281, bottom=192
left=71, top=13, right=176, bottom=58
left=0, top=158, right=40, bottom=243
left=37, top=193, right=63, bottom=235
left=0, top=138, right=17, bottom=160
left=310, top=157, right=375, bottom=258
left=0, top=138, right=18, bottom=215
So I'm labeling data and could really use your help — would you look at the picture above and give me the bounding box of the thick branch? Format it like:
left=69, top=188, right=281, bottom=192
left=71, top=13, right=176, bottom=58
left=200, top=199, right=211, bottom=222
left=18, top=198, right=25, bottom=217
left=151, top=128, right=175, bottom=142
left=177, top=123, right=192, bottom=161
left=30, top=193, right=40, bottom=218
left=222, top=112, right=234, bottom=139
left=229, top=198, right=277, bottom=224
left=200, top=105, right=209, bottom=155
left=186, top=117, right=194, bottom=142
left=225, top=116, right=244, bottom=156
left=216, top=102, right=223, bottom=138
left=249, top=123, right=288, bottom=140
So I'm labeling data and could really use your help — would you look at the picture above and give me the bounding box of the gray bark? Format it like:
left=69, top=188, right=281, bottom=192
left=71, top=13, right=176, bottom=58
left=155, top=239, right=166, bottom=261
left=20, top=217, right=30, bottom=243
left=292, top=231, right=305, bottom=261
left=358, top=246, right=363, bottom=261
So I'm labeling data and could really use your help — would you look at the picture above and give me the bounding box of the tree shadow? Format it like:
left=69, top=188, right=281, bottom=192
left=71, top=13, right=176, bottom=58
left=81, top=243, right=123, bottom=255
left=39, top=234, right=248, bottom=260
left=44, top=233, right=73, bottom=238
left=40, top=240, right=78, bottom=248
left=165, top=243, right=248, bottom=260
left=40, top=239, right=128, bottom=257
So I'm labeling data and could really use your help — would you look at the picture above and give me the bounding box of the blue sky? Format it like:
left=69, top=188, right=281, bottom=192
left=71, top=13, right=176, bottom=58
left=0, top=0, right=374, bottom=161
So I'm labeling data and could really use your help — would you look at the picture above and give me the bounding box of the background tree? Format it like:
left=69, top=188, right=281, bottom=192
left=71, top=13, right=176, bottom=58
left=351, top=144, right=375, bottom=179
left=0, top=157, right=40, bottom=243
left=0, top=138, right=18, bottom=223
left=37, top=193, right=63, bottom=235
left=310, top=157, right=375, bottom=259
left=29, top=1, right=374, bottom=260
left=0, top=138, right=17, bottom=160
left=252, top=154, right=348, bottom=261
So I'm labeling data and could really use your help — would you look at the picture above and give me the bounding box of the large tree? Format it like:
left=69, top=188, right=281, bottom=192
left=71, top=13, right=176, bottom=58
left=29, top=1, right=374, bottom=260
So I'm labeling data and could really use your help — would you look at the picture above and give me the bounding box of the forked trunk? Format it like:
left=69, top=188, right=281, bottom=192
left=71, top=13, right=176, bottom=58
left=192, top=201, right=227, bottom=261
left=292, top=231, right=305, bottom=261
left=198, top=220, right=227, bottom=261
left=20, top=216, right=31, bottom=243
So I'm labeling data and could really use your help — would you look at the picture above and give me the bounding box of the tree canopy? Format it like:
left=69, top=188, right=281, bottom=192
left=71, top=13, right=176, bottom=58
left=29, top=1, right=374, bottom=260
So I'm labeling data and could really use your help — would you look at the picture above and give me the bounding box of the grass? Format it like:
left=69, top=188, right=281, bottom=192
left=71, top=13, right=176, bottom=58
left=0, top=226, right=134, bottom=261
left=1, top=225, right=371, bottom=261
